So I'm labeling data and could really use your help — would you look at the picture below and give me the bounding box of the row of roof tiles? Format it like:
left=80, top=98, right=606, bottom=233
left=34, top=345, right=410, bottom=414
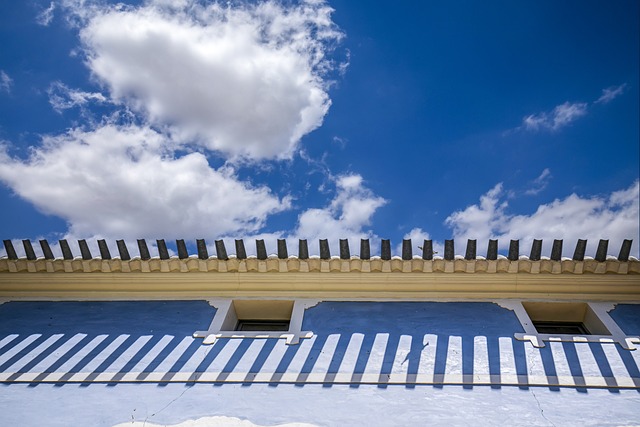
left=1, top=256, right=638, bottom=274
left=2, top=237, right=636, bottom=262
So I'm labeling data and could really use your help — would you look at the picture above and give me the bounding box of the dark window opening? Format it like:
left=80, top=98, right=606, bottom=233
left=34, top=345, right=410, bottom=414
left=235, top=320, right=290, bottom=331
left=533, top=321, right=590, bottom=335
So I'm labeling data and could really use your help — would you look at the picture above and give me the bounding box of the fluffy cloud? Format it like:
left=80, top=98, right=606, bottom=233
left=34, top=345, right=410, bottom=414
left=0, top=0, right=349, bottom=250
left=69, top=0, right=342, bottom=160
left=0, top=125, right=290, bottom=240
left=446, top=181, right=639, bottom=257
left=290, top=174, right=386, bottom=254
left=522, top=101, right=588, bottom=132
left=203, top=174, right=386, bottom=257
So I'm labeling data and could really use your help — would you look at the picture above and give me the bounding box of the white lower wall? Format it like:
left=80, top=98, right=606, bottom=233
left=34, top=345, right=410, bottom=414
left=1, top=383, right=639, bottom=426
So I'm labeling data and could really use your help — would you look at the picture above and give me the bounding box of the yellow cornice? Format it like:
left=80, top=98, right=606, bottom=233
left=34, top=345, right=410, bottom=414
left=0, top=268, right=639, bottom=301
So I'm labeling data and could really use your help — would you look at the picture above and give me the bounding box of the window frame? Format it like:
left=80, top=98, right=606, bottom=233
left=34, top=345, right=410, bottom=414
left=235, top=320, right=291, bottom=331
left=193, top=299, right=318, bottom=345
left=532, top=320, right=590, bottom=335
left=498, top=300, right=640, bottom=350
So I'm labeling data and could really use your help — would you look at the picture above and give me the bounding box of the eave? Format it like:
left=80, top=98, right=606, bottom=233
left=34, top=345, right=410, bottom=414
left=1, top=258, right=638, bottom=301
left=2, top=237, right=638, bottom=301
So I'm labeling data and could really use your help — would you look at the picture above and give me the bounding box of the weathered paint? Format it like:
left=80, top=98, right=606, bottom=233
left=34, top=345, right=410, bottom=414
left=610, top=304, right=640, bottom=334
left=113, top=417, right=317, bottom=427
left=1, top=383, right=640, bottom=426
left=0, top=301, right=639, bottom=425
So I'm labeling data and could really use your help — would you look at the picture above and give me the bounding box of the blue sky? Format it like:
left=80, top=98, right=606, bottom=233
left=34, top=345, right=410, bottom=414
left=0, top=0, right=638, bottom=258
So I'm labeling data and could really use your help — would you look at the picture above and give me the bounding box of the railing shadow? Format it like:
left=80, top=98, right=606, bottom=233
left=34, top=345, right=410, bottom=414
left=1, top=300, right=639, bottom=393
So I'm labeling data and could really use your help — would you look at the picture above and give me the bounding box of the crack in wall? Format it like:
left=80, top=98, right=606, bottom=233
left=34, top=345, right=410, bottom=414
left=527, top=347, right=556, bottom=427
left=530, top=388, right=556, bottom=427
left=141, top=343, right=212, bottom=426
left=143, top=385, right=193, bottom=427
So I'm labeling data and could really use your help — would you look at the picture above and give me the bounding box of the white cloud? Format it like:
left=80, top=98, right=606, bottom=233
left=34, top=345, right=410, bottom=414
left=524, top=168, right=552, bottom=196
left=207, top=174, right=387, bottom=257
left=290, top=174, right=386, bottom=254
left=47, top=81, right=107, bottom=113
left=522, top=101, right=588, bottom=132
left=37, top=2, right=56, bottom=26
left=0, top=0, right=350, bottom=247
left=399, top=228, right=444, bottom=258
left=520, top=83, right=628, bottom=132
left=445, top=184, right=507, bottom=244
left=0, top=125, right=290, bottom=240
left=446, top=181, right=640, bottom=257
left=66, top=0, right=343, bottom=160
left=596, top=83, right=627, bottom=104
left=0, top=70, right=12, bottom=94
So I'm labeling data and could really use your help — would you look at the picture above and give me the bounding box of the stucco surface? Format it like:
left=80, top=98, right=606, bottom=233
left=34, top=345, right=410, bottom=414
left=610, top=304, right=640, bottom=335
left=0, top=301, right=639, bottom=387
left=1, top=382, right=639, bottom=426
left=0, top=301, right=639, bottom=425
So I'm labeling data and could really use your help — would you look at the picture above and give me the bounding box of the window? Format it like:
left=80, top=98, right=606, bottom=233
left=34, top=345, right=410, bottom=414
left=521, top=302, right=611, bottom=336
left=236, top=320, right=290, bottom=331
left=532, top=321, right=589, bottom=335
left=499, top=300, right=639, bottom=350
left=221, top=299, right=293, bottom=330
left=193, top=299, right=318, bottom=345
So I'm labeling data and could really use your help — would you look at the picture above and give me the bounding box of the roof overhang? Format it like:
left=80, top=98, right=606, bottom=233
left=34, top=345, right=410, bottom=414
left=1, top=257, right=639, bottom=301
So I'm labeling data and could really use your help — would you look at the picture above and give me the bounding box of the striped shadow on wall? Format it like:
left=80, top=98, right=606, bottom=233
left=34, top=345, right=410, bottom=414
left=0, top=301, right=639, bottom=389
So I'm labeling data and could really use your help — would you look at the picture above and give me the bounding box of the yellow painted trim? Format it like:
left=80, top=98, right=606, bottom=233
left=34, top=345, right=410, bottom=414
left=0, top=272, right=639, bottom=301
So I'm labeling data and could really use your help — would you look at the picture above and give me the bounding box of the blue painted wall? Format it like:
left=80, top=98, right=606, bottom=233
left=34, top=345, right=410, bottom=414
left=610, top=304, right=640, bottom=335
left=300, top=301, right=526, bottom=380
left=0, top=301, right=215, bottom=378
left=0, top=300, right=639, bottom=426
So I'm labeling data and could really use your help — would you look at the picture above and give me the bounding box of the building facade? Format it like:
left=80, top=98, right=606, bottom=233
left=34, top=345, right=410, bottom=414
left=1, top=238, right=639, bottom=426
